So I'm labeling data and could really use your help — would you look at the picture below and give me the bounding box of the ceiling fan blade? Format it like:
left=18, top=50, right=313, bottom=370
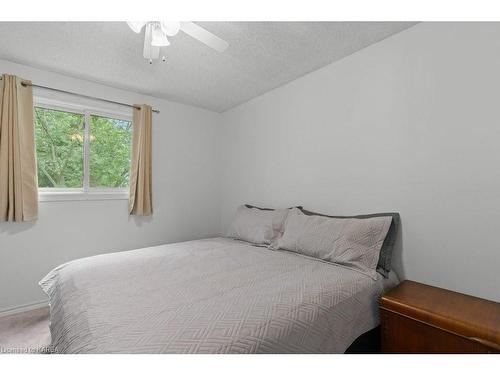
left=143, top=23, right=160, bottom=60
left=180, top=22, right=229, bottom=52
left=127, top=21, right=146, bottom=33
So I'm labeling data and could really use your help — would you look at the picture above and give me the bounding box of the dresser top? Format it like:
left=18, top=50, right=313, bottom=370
left=380, top=280, right=500, bottom=348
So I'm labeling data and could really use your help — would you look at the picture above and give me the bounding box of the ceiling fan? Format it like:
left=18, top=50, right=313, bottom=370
left=127, top=21, right=229, bottom=64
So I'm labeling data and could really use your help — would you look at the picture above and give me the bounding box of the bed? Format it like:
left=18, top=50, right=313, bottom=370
left=40, top=236, right=398, bottom=354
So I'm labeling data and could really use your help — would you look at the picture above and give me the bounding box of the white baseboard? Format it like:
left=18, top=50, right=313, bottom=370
left=0, top=300, right=49, bottom=318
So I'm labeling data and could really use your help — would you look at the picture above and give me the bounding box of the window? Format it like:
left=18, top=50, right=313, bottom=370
left=34, top=100, right=132, bottom=201
left=35, top=107, right=84, bottom=189
left=89, top=115, right=132, bottom=189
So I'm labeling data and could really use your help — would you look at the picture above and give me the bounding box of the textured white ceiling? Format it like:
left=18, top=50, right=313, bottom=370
left=0, top=22, right=416, bottom=112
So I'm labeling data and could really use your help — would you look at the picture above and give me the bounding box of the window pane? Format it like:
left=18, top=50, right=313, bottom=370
left=89, top=115, right=132, bottom=188
left=34, top=107, right=84, bottom=188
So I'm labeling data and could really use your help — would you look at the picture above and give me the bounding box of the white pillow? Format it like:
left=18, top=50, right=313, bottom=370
left=227, top=205, right=289, bottom=246
left=272, top=208, right=392, bottom=278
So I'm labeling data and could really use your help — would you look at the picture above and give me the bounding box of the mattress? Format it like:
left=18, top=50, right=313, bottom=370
left=40, top=237, right=398, bottom=354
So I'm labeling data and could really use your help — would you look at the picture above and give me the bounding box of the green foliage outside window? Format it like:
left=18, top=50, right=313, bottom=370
left=34, top=106, right=132, bottom=189
left=35, top=107, right=84, bottom=188
left=90, top=115, right=132, bottom=188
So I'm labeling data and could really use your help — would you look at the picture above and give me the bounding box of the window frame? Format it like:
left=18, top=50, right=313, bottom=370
left=34, top=97, right=132, bottom=202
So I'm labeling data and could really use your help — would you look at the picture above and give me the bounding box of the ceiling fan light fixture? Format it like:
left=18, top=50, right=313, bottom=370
left=126, top=21, right=228, bottom=63
left=126, top=21, right=146, bottom=33
left=160, top=21, right=181, bottom=37
left=151, top=25, right=170, bottom=47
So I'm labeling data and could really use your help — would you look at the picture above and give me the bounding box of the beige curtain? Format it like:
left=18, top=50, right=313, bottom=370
left=129, top=104, right=153, bottom=216
left=0, top=74, right=38, bottom=222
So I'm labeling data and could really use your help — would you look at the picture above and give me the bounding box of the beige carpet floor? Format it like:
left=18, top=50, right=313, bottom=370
left=0, top=307, right=52, bottom=354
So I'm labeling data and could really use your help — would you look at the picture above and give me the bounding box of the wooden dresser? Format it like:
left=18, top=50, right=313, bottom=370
left=380, top=280, right=500, bottom=353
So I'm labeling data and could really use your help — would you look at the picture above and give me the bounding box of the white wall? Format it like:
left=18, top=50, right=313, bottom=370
left=0, top=59, right=222, bottom=312
left=220, top=23, right=500, bottom=302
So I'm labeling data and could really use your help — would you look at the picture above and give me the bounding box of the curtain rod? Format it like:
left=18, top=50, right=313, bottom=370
left=0, top=76, right=160, bottom=114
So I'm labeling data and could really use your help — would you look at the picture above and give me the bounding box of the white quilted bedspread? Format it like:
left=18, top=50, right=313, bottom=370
left=40, top=237, right=388, bottom=353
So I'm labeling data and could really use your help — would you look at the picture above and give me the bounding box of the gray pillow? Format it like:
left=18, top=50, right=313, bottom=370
left=272, top=208, right=392, bottom=279
left=300, top=208, right=400, bottom=278
left=227, top=205, right=290, bottom=246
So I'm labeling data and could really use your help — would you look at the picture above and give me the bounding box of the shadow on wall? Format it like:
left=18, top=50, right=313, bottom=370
left=128, top=214, right=154, bottom=227
left=0, top=212, right=153, bottom=235
left=390, top=217, right=405, bottom=281
left=0, top=220, right=36, bottom=235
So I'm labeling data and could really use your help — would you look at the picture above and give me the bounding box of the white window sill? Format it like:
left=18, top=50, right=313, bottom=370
left=38, top=190, right=129, bottom=202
